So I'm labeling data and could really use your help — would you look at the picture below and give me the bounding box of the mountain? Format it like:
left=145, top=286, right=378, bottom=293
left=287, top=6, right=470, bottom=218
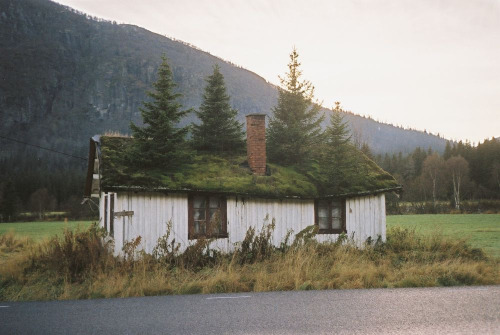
left=0, top=0, right=447, bottom=158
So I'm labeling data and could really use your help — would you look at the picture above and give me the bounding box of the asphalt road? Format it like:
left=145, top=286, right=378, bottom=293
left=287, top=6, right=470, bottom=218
left=1, top=286, right=499, bottom=334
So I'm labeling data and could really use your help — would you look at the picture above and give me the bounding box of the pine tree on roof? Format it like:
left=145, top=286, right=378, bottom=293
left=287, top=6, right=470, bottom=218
left=320, top=102, right=357, bottom=193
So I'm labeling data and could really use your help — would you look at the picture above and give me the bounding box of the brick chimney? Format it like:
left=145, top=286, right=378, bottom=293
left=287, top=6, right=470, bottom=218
left=246, top=114, right=266, bottom=175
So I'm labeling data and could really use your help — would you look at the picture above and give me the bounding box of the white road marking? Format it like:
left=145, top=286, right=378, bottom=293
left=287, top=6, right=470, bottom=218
left=206, top=296, right=251, bottom=300
left=0, top=306, right=9, bottom=308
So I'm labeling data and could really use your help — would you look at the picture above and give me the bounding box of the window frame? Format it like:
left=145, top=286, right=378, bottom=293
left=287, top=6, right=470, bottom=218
left=188, top=194, right=228, bottom=240
left=314, top=198, right=346, bottom=234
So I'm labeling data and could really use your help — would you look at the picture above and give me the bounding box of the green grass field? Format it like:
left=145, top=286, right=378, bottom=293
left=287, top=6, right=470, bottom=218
left=0, top=221, right=94, bottom=241
left=387, top=214, right=500, bottom=258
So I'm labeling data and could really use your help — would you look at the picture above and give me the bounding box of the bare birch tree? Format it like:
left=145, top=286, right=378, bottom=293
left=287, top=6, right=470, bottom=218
left=422, top=153, right=445, bottom=207
left=446, top=156, right=469, bottom=210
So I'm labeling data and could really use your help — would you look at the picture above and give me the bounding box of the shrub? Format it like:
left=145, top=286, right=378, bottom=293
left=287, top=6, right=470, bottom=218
left=0, top=231, right=32, bottom=253
left=237, top=220, right=276, bottom=264
left=292, top=225, right=318, bottom=248
left=179, top=238, right=219, bottom=271
left=27, top=223, right=113, bottom=282
left=152, top=221, right=180, bottom=266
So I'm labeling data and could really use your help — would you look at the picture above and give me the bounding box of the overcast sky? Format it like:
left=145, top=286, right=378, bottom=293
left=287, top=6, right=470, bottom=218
left=55, top=0, right=500, bottom=144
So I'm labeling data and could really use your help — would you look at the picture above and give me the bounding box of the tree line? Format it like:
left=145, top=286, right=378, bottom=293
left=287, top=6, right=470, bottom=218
left=373, top=138, right=500, bottom=211
left=0, top=152, right=92, bottom=222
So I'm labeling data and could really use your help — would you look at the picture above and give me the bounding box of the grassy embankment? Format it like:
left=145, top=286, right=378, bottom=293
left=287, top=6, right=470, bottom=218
left=0, top=216, right=498, bottom=301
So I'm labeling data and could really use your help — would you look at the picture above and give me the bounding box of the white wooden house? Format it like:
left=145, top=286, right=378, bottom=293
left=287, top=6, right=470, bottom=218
left=84, top=114, right=401, bottom=255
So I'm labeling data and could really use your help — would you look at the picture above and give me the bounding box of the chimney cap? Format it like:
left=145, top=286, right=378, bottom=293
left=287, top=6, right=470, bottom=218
left=246, top=113, right=266, bottom=118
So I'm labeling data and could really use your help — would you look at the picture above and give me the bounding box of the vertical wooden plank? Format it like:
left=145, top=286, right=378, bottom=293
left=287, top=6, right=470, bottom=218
left=187, top=194, right=193, bottom=240
left=373, top=195, right=381, bottom=238
left=365, top=196, right=370, bottom=243
left=372, top=196, right=377, bottom=239
left=115, top=193, right=121, bottom=250
left=138, top=194, right=143, bottom=245
left=99, top=194, right=104, bottom=229
left=342, top=198, right=347, bottom=234
left=345, top=199, right=350, bottom=236
left=159, top=193, right=164, bottom=246
left=135, top=194, right=140, bottom=246
left=276, top=200, right=281, bottom=244
left=381, top=194, right=386, bottom=241
left=104, top=194, right=108, bottom=232
left=146, top=193, right=150, bottom=252
left=125, top=192, right=130, bottom=246
left=233, top=196, right=237, bottom=245
left=375, top=196, right=379, bottom=238
left=365, top=196, right=373, bottom=243
left=347, top=199, right=354, bottom=236
left=121, top=193, right=127, bottom=252
left=221, top=195, right=228, bottom=236
left=368, top=197, right=372, bottom=241
left=359, top=197, right=365, bottom=245
left=356, top=197, right=362, bottom=247
left=145, top=194, right=150, bottom=252
left=379, top=195, right=383, bottom=238
left=367, top=196, right=372, bottom=241
left=365, top=197, right=370, bottom=240
left=150, top=193, right=156, bottom=252
left=367, top=196, right=373, bottom=240
left=110, top=194, right=114, bottom=238
left=150, top=194, right=155, bottom=253
left=352, top=198, right=357, bottom=244
left=228, top=196, right=235, bottom=247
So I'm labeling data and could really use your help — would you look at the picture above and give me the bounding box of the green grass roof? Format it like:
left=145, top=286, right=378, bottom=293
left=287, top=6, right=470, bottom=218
left=98, top=136, right=401, bottom=199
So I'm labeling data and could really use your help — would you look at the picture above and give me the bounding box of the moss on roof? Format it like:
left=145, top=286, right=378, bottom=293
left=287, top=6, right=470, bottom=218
left=98, top=136, right=400, bottom=198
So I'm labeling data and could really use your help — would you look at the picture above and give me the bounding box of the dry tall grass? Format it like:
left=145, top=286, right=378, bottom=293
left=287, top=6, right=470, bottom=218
left=0, top=224, right=498, bottom=301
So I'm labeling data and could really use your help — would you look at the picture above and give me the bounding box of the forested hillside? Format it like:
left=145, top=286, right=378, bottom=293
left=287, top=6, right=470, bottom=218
left=1, top=0, right=446, bottom=156
left=0, top=0, right=450, bottom=218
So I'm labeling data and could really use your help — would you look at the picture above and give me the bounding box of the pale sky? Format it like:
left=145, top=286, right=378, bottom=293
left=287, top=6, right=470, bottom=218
left=55, top=0, right=500, bottom=144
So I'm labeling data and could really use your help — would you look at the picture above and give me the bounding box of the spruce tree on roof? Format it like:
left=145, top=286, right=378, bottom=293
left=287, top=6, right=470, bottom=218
left=130, top=55, right=191, bottom=170
left=192, top=64, right=245, bottom=153
left=320, top=102, right=357, bottom=193
left=326, top=102, right=352, bottom=149
left=267, top=48, right=325, bottom=166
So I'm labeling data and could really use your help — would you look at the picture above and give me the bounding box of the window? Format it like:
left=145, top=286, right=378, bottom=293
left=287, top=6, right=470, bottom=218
left=314, top=199, right=346, bottom=234
left=188, top=194, right=227, bottom=239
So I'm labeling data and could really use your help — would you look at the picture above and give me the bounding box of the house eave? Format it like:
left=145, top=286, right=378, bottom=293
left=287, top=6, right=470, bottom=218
left=325, top=186, right=403, bottom=198
left=102, top=185, right=309, bottom=200
left=102, top=184, right=403, bottom=200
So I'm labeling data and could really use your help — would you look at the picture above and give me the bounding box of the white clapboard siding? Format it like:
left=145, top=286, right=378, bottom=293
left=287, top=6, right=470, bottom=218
left=99, top=192, right=387, bottom=255
left=345, top=194, right=386, bottom=247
